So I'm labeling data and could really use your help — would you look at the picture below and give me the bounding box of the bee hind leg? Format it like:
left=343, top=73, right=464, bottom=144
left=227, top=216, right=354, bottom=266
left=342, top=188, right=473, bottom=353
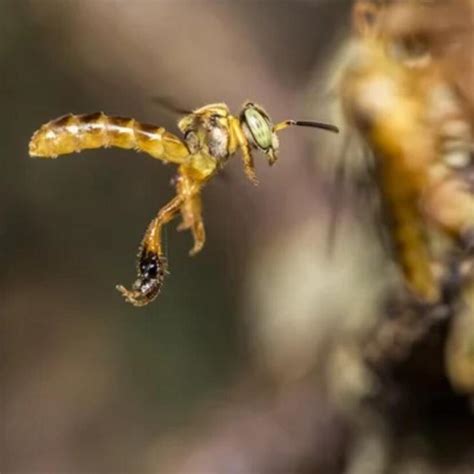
left=116, top=195, right=183, bottom=306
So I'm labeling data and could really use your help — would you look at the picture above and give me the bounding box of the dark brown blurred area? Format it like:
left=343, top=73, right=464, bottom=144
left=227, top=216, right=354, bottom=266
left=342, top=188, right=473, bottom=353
left=2, top=1, right=474, bottom=473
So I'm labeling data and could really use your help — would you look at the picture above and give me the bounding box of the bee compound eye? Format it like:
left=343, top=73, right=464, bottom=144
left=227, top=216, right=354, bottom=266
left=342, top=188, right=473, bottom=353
left=389, top=35, right=431, bottom=68
left=243, top=108, right=273, bottom=151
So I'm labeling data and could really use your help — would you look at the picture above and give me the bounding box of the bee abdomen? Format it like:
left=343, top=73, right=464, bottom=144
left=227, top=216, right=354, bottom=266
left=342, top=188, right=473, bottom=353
left=29, top=112, right=184, bottom=161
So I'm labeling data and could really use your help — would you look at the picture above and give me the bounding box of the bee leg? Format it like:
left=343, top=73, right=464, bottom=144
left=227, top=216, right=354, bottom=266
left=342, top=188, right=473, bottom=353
left=177, top=192, right=207, bottom=256
left=116, top=195, right=184, bottom=306
left=230, top=120, right=258, bottom=185
left=240, top=144, right=259, bottom=185
left=189, top=218, right=206, bottom=256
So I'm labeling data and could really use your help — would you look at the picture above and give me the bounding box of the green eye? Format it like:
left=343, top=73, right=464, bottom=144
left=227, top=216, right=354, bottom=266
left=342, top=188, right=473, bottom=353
left=244, top=107, right=273, bottom=150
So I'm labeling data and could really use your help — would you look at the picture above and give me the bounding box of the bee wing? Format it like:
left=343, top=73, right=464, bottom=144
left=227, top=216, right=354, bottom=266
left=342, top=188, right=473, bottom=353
left=326, top=134, right=350, bottom=255
left=326, top=130, right=394, bottom=261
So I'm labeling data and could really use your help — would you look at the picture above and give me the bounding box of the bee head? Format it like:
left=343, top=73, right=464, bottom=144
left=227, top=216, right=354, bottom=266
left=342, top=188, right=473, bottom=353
left=240, top=102, right=280, bottom=165
left=240, top=101, right=339, bottom=166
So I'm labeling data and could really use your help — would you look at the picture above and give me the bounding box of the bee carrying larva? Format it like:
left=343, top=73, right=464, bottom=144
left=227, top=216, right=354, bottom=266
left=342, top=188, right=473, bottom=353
left=29, top=102, right=338, bottom=306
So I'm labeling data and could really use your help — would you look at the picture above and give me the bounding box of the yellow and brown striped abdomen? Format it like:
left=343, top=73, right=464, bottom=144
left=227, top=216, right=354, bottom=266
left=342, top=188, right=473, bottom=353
left=29, top=112, right=189, bottom=164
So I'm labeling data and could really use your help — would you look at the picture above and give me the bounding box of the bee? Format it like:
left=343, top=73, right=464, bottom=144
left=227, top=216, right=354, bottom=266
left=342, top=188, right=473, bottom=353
left=338, top=0, right=474, bottom=306
left=29, top=102, right=338, bottom=306
left=336, top=0, right=474, bottom=393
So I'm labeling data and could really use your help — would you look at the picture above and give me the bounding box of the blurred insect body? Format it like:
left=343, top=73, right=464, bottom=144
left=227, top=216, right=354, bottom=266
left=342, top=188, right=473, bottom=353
left=339, top=0, right=474, bottom=305
left=334, top=0, right=474, bottom=394
left=29, top=103, right=338, bottom=306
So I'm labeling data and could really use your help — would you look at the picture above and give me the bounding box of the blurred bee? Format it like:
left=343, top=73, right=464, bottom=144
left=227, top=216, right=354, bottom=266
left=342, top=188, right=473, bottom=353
left=337, top=0, right=474, bottom=391
left=339, top=0, right=474, bottom=303
left=29, top=102, right=338, bottom=306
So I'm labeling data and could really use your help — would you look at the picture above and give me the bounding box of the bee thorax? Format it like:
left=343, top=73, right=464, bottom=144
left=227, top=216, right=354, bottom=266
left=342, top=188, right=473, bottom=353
left=184, top=121, right=229, bottom=161
left=207, top=124, right=229, bottom=160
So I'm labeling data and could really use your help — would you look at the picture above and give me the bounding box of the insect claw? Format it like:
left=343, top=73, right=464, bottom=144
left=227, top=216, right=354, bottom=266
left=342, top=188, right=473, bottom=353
left=189, top=242, right=204, bottom=257
left=115, top=284, right=151, bottom=307
left=115, top=276, right=163, bottom=307
left=267, top=149, right=278, bottom=166
left=246, top=170, right=259, bottom=186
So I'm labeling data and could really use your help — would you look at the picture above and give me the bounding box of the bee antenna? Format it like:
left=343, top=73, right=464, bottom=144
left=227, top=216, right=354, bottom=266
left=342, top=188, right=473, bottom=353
left=151, top=96, right=193, bottom=115
left=274, top=120, right=339, bottom=134
left=294, top=120, right=340, bottom=134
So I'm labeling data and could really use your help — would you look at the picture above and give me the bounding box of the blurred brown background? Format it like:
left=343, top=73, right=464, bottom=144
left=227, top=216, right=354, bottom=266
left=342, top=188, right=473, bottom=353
left=2, top=1, right=350, bottom=472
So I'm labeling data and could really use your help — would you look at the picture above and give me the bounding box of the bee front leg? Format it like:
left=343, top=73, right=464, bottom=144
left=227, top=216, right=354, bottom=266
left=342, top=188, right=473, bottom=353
left=230, top=120, right=258, bottom=185
left=240, top=144, right=259, bottom=185
left=116, top=194, right=184, bottom=307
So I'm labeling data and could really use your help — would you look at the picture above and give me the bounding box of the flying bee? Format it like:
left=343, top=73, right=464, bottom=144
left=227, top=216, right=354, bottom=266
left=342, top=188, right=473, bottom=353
left=29, top=102, right=338, bottom=306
